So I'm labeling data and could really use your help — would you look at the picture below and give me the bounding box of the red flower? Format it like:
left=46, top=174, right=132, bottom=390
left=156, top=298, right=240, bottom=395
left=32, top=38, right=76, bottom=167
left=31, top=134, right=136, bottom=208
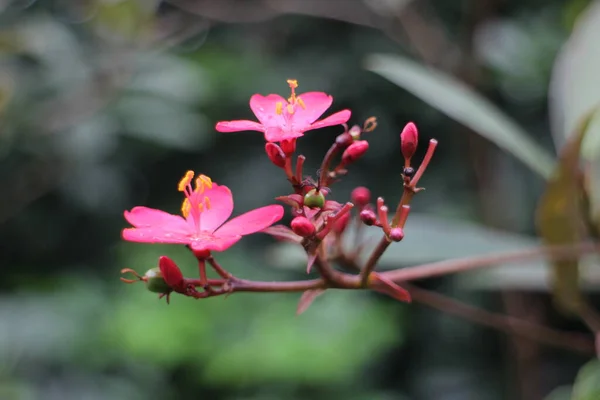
left=122, top=171, right=284, bottom=252
left=215, top=79, right=351, bottom=142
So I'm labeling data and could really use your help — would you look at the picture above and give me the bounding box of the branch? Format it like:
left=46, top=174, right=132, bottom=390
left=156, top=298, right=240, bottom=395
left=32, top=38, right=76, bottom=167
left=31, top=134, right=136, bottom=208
left=405, top=283, right=596, bottom=355
left=381, top=241, right=600, bottom=282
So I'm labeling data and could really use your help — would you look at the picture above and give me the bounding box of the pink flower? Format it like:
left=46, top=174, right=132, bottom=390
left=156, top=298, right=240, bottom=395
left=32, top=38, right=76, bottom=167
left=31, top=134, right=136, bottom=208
left=215, top=79, right=351, bottom=142
left=122, top=171, right=284, bottom=253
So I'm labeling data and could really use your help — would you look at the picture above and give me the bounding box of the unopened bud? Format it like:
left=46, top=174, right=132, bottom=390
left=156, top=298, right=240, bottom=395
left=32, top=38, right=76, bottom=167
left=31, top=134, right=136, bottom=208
left=342, top=140, right=369, bottom=165
left=144, top=267, right=171, bottom=294
left=280, top=138, right=296, bottom=155
left=304, top=189, right=326, bottom=209
left=389, top=227, right=404, bottom=242
left=349, top=125, right=362, bottom=140
left=402, top=167, right=415, bottom=178
left=291, top=216, right=316, bottom=237
left=400, top=122, right=418, bottom=161
left=265, top=143, right=286, bottom=168
left=335, top=132, right=353, bottom=148
left=360, top=209, right=377, bottom=226
left=351, top=186, right=371, bottom=208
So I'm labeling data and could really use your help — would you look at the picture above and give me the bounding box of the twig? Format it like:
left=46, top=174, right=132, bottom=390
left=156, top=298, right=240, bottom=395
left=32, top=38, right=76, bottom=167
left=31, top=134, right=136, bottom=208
left=405, top=283, right=596, bottom=355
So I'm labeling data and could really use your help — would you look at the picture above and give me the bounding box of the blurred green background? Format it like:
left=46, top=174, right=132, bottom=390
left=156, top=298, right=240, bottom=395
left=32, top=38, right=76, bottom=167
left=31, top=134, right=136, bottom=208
left=1, top=0, right=599, bottom=399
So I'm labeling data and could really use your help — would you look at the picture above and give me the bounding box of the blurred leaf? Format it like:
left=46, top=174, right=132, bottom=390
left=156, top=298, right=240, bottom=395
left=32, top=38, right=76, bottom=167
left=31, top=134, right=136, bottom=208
left=536, top=109, right=596, bottom=313
left=571, top=360, right=600, bottom=400
left=296, top=288, right=325, bottom=315
left=544, top=385, right=573, bottom=400
left=94, top=0, right=155, bottom=42
left=109, top=243, right=403, bottom=386
left=365, top=53, right=555, bottom=179
left=553, top=2, right=600, bottom=227
left=268, top=215, right=539, bottom=269
left=550, top=1, right=600, bottom=157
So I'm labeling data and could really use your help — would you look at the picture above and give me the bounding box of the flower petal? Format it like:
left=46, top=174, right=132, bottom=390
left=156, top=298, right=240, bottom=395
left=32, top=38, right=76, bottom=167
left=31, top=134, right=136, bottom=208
left=306, top=109, right=351, bottom=132
left=158, top=256, right=184, bottom=290
left=215, top=120, right=264, bottom=133
left=264, top=126, right=303, bottom=142
left=292, top=92, right=333, bottom=126
left=189, top=235, right=242, bottom=252
left=250, top=94, right=287, bottom=127
left=199, top=184, right=234, bottom=232
left=215, top=205, right=284, bottom=236
left=124, top=207, right=189, bottom=232
left=122, top=227, right=191, bottom=245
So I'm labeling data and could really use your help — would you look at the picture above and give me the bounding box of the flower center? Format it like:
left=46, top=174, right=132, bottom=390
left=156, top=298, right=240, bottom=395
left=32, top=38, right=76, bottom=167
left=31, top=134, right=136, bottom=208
left=276, top=79, right=306, bottom=116
left=177, top=171, right=212, bottom=230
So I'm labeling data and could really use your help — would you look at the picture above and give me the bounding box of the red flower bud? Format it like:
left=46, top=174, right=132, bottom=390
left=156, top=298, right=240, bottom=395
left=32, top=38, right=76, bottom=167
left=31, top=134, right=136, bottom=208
left=389, top=227, right=404, bottom=242
left=359, top=209, right=377, bottom=226
left=265, top=142, right=286, bottom=168
left=351, top=186, right=371, bottom=208
left=158, top=255, right=184, bottom=291
left=280, top=138, right=296, bottom=155
left=335, top=132, right=353, bottom=148
left=333, top=211, right=351, bottom=234
left=400, top=122, right=418, bottom=161
left=291, top=216, right=316, bottom=237
left=341, top=140, right=369, bottom=165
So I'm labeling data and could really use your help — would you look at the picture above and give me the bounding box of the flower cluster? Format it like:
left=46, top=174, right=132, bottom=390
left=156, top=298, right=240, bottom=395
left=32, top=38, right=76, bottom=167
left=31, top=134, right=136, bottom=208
left=121, top=79, right=437, bottom=313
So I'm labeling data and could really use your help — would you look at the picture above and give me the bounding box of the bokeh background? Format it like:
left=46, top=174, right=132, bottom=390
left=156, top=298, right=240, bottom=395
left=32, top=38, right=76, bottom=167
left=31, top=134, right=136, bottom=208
left=1, top=0, right=599, bottom=399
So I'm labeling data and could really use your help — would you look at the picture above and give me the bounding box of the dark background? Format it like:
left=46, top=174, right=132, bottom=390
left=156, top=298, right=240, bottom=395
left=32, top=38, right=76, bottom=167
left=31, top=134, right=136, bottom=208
left=0, top=1, right=597, bottom=399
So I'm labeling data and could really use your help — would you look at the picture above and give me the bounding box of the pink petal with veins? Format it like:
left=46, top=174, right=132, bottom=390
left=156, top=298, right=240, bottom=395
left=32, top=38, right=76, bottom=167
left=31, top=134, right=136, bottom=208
left=121, top=227, right=191, bottom=244
left=292, top=92, right=333, bottom=126
left=215, top=120, right=264, bottom=133
left=189, top=235, right=242, bottom=252
left=124, top=207, right=189, bottom=232
left=307, top=109, right=351, bottom=132
left=195, top=184, right=234, bottom=232
left=264, top=126, right=303, bottom=142
left=216, top=205, right=284, bottom=236
left=250, top=94, right=287, bottom=127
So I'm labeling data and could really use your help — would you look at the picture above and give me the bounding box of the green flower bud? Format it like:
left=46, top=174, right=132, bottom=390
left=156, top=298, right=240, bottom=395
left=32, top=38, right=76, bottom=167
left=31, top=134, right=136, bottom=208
left=303, top=189, right=325, bottom=209
left=144, top=267, right=171, bottom=293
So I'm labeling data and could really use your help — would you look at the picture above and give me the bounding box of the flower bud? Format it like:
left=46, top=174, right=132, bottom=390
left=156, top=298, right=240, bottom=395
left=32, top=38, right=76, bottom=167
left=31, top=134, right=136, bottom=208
left=389, top=227, right=404, bottom=242
left=341, top=140, right=369, bottom=165
left=303, top=188, right=326, bottom=209
left=280, top=139, right=296, bottom=155
left=335, top=132, right=353, bottom=148
left=291, top=216, right=316, bottom=237
left=265, top=142, right=286, bottom=168
left=360, top=209, right=377, bottom=226
left=400, top=122, right=418, bottom=161
left=351, top=186, right=371, bottom=208
left=144, top=267, right=171, bottom=294
left=349, top=125, right=362, bottom=140
left=333, top=211, right=350, bottom=234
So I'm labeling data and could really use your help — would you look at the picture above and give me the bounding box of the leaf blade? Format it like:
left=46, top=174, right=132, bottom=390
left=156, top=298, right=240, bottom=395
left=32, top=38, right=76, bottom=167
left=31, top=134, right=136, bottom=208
left=365, top=53, right=555, bottom=179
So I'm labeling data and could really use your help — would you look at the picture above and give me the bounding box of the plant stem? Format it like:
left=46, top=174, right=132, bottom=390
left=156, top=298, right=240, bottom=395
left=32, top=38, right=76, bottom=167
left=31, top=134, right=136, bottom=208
left=405, top=283, right=595, bottom=355
left=381, top=241, right=600, bottom=282
left=319, top=143, right=339, bottom=186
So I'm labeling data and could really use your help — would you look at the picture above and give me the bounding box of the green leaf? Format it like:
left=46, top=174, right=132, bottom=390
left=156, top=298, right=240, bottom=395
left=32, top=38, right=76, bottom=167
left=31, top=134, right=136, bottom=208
left=571, top=360, right=600, bottom=400
left=550, top=2, right=600, bottom=228
left=365, top=53, right=555, bottom=179
left=535, top=110, right=597, bottom=313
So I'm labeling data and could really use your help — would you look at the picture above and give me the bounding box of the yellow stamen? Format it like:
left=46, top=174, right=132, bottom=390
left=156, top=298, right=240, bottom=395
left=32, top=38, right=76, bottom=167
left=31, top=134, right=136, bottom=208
left=204, top=196, right=211, bottom=210
left=276, top=101, right=283, bottom=115
left=287, top=79, right=298, bottom=89
left=199, top=174, right=212, bottom=189
left=181, top=199, right=191, bottom=218
left=287, top=104, right=294, bottom=114
left=297, top=97, right=306, bottom=109
left=178, top=170, right=194, bottom=192
left=198, top=203, right=204, bottom=212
